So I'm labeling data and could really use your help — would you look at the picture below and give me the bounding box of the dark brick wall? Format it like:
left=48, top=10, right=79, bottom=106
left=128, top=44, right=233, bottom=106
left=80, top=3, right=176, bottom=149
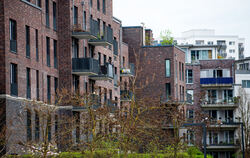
left=0, top=0, right=6, bottom=94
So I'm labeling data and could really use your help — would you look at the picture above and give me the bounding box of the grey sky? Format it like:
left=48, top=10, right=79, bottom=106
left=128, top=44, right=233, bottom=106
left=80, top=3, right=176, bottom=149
left=113, top=0, right=250, bottom=57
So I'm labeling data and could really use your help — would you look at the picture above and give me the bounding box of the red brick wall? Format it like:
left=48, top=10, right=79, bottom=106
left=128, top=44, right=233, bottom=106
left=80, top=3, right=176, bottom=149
left=0, top=0, right=6, bottom=94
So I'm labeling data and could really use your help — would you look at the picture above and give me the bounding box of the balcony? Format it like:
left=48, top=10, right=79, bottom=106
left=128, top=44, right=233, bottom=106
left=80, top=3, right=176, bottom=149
left=200, top=77, right=233, bottom=87
left=89, top=26, right=113, bottom=47
left=208, top=121, right=240, bottom=129
left=201, top=98, right=237, bottom=110
left=120, top=90, right=133, bottom=102
left=239, top=45, right=244, bottom=52
left=89, top=63, right=114, bottom=80
left=72, top=58, right=99, bottom=76
left=217, top=42, right=227, bottom=50
left=206, top=143, right=240, bottom=150
left=120, top=64, right=135, bottom=77
left=72, top=94, right=101, bottom=111
left=72, top=19, right=99, bottom=40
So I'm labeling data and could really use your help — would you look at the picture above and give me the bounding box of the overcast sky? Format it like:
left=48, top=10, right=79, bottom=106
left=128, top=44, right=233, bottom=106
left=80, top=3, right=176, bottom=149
left=113, top=0, right=250, bottom=57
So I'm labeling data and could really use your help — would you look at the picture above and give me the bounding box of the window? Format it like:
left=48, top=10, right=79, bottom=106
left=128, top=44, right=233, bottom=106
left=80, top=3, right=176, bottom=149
left=35, top=112, right=40, bottom=142
left=187, top=110, right=194, bottom=119
left=179, top=62, right=181, bottom=80
left=83, top=11, right=86, bottom=30
left=46, top=37, right=50, bottom=67
left=90, top=0, right=93, bottom=7
left=229, top=49, right=235, bottom=53
left=103, top=54, right=107, bottom=64
left=195, top=40, right=204, bottom=45
left=27, top=110, right=32, bottom=142
left=182, top=63, right=184, bottom=81
left=36, top=70, right=39, bottom=100
left=98, top=52, right=101, bottom=65
left=47, top=76, right=51, bottom=103
left=73, top=112, right=80, bottom=143
left=186, top=70, right=193, bottom=84
left=26, top=68, right=31, bottom=99
left=73, top=6, right=78, bottom=25
left=229, top=41, right=235, bottom=45
left=10, top=19, right=17, bottom=52
left=53, top=2, right=57, bottom=30
left=239, top=63, right=249, bottom=70
left=35, top=29, right=39, bottom=61
left=191, top=50, right=211, bottom=62
left=165, top=83, right=171, bottom=100
left=97, top=0, right=100, bottom=11
left=45, top=0, right=49, bottom=27
left=47, top=115, right=51, bottom=142
left=72, top=38, right=79, bottom=58
left=36, top=0, right=41, bottom=7
left=25, top=25, right=30, bottom=58
left=165, top=60, right=170, bottom=77
left=109, top=90, right=112, bottom=100
left=54, top=40, right=57, bottom=68
left=207, top=41, right=213, bottom=45
left=73, top=75, right=80, bottom=93
left=10, top=63, right=18, bottom=96
left=54, top=77, right=58, bottom=104
left=242, top=80, right=250, bottom=88
left=102, top=0, right=106, bottom=14
left=186, top=90, right=194, bottom=104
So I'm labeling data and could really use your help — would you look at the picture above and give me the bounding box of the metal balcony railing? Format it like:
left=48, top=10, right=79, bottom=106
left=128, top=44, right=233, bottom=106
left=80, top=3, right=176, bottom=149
left=10, top=40, right=17, bottom=52
left=89, top=63, right=114, bottom=80
left=200, top=77, right=233, bottom=85
left=72, top=58, right=99, bottom=76
left=120, top=63, right=135, bottom=77
left=89, top=25, right=113, bottom=46
left=72, top=19, right=99, bottom=39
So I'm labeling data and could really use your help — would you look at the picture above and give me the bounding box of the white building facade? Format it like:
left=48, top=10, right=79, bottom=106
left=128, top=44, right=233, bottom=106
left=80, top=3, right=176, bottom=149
left=175, top=29, right=245, bottom=60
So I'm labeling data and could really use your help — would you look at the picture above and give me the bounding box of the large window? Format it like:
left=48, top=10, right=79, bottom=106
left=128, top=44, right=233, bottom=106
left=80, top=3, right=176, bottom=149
left=186, top=70, right=193, bottom=84
left=191, top=50, right=212, bottom=62
left=165, top=60, right=170, bottom=77
left=35, top=112, right=40, bottom=142
left=27, top=110, right=32, bottom=142
left=46, top=37, right=50, bottom=67
left=187, top=110, right=194, bottom=122
left=47, top=76, right=51, bottom=103
left=36, top=70, right=39, bottom=100
left=35, top=29, right=39, bottom=61
left=186, top=90, right=194, bottom=104
left=53, top=2, right=57, bottom=30
left=10, top=63, right=18, bottom=96
left=242, top=80, right=250, bottom=88
left=54, top=40, right=57, bottom=68
left=102, top=0, right=106, bottom=14
left=73, top=6, right=78, bottom=25
left=10, top=19, right=17, bottom=52
left=97, top=0, right=100, bottom=11
left=165, top=83, right=171, bottom=100
left=26, top=68, right=31, bottom=99
left=73, top=75, right=80, bottom=93
left=36, top=0, right=41, bottom=7
left=45, top=0, right=49, bottom=27
left=25, top=25, right=30, bottom=58
left=72, top=38, right=79, bottom=58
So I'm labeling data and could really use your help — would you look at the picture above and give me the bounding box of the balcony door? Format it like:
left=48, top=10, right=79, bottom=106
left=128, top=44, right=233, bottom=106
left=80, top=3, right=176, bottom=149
left=225, top=110, right=233, bottom=123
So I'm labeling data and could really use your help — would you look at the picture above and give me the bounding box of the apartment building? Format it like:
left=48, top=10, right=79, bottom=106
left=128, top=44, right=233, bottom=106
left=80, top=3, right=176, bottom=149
left=175, top=29, right=245, bottom=60
left=0, top=0, right=131, bottom=154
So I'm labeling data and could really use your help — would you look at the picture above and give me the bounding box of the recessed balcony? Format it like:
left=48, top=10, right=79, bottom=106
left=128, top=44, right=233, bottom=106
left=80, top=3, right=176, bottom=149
left=89, top=63, right=114, bottom=80
left=72, top=58, right=99, bottom=76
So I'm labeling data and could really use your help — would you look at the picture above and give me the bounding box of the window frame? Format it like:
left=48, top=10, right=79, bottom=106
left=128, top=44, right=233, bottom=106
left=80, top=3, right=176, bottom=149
left=165, top=59, right=171, bottom=77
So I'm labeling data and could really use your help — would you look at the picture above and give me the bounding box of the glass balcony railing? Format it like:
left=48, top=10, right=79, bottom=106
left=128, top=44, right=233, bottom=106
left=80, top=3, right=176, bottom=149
left=72, top=58, right=99, bottom=76
left=72, top=19, right=99, bottom=40
left=200, top=77, right=233, bottom=85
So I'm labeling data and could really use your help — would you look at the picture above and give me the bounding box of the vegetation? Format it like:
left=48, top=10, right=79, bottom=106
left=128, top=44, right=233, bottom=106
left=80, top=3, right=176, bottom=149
left=160, top=30, right=174, bottom=45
